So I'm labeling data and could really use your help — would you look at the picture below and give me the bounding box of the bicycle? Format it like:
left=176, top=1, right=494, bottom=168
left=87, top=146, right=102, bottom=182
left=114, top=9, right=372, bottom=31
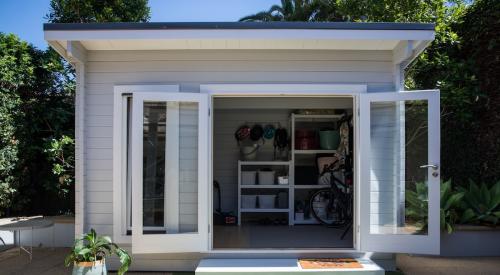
left=309, top=160, right=353, bottom=239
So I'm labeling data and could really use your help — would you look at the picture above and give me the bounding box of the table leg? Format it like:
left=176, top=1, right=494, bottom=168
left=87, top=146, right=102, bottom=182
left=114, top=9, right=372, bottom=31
left=30, top=226, right=33, bottom=261
left=17, top=230, right=20, bottom=256
left=52, top=224, right=56, bottom=250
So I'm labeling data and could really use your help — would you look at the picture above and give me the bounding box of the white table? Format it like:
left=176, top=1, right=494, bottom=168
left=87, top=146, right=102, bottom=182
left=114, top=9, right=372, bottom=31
left=0, top=216, right=54, bottom=261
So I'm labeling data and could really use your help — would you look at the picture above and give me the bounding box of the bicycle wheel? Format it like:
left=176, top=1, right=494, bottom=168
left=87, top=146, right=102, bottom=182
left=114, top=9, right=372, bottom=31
left=310, top=188, right=347, bottom=227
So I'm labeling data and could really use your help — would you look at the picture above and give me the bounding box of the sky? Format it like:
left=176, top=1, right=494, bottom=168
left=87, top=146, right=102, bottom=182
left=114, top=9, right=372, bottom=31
left=0, top=0, right=280, bottom=49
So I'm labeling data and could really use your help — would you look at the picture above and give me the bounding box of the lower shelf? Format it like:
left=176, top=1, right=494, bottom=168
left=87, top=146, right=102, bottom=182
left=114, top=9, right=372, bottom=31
left=294, top=218, right=320, bottom=224
left=240, top=208, right=290, bottom=213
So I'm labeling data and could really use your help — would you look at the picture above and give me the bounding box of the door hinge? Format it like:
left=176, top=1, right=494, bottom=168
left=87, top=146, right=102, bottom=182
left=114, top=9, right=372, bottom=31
left=357, top=108, right=360, bottom=116
left=208, top=224, right=210, bottom=233
left=208, top=108, right=211, bottom=116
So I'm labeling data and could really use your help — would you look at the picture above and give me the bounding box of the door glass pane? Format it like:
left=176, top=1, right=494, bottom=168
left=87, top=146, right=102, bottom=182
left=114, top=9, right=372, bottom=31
left=143, top=102, right=166, bottom=230
left=369, top=100, right=428, bottom=235
left=142, top=101, right=199, bottom=234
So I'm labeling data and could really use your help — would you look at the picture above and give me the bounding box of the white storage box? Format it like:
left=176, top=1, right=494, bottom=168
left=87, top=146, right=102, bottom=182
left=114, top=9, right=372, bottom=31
left=258, top=171, right=275, bottom=185
left=258, top=195, right=276, bottom=209
left=241, top=171, right=257, bottom=185
left=241, top=195, right=257, bottom=209
left=278, top=176, right=289, bottom=185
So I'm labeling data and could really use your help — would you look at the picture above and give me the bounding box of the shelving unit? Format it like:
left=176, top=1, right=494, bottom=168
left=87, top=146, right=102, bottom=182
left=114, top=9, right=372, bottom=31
left=236, top=114, right=343, bottom=226
left=237, top=161, right=292, bottom=225
left=291, top=113, right=343, bottom=225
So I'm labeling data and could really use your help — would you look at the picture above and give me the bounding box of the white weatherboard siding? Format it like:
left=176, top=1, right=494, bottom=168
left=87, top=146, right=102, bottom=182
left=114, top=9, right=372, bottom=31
left=83, top=49, right=396, bottom=270
left=178, top=102, right=199, bottom=233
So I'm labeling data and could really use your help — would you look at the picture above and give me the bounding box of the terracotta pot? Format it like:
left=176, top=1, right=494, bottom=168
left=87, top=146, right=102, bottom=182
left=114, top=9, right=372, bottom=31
left=72, top=259, right=107, bottom=275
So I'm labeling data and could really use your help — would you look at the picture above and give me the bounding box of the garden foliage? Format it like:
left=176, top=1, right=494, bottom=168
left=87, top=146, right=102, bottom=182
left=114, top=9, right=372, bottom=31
left=0, top=0, right=151, bottom=216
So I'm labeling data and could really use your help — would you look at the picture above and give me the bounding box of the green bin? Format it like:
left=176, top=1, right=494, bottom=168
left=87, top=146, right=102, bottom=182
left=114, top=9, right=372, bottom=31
left=319, top=130, right=340, bottom=150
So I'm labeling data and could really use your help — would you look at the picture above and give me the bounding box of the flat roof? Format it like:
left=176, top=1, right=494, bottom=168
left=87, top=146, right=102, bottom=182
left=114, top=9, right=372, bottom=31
left=43, top=21, right=435, bottom=31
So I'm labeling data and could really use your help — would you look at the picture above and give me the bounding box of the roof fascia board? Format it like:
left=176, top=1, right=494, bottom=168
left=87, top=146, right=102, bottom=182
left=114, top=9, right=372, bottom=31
left=44, top=29, right=435, bottom=41
left=44, top=22, right=435, bottom=31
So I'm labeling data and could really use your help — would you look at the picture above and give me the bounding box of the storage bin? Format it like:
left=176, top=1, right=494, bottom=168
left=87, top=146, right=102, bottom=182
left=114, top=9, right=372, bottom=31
left=241, top=195, right=257, bottom=209
left=277, top=176, right=289, bottom=185
left=258, top=171, right=275, bottom=185
left=258, top=195, right=276, bottom=209
left=241, top=171, right=257, bottom=185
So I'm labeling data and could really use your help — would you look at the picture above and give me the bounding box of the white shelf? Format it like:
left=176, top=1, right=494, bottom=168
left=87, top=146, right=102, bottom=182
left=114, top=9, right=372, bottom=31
left=241, top=185, right=290, bottom=189
left=294, top=218, right=320, bottom=224
left=294, top=185, right=326, bottom=189
left=241, top=208, right=290, bottom=213
left=294, top=150, right=337, bottom=154
left=293, top=114, right=343, bottom=120
left=239, top=161, right=290, bottom=165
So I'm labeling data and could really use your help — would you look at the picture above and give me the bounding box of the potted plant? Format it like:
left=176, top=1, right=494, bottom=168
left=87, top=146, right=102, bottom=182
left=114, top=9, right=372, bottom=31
left=65, top=228, right=131, bottom=275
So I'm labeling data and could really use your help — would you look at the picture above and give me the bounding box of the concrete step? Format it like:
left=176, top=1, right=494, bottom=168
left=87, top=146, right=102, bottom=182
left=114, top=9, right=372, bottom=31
left=196, top=258, right=384, bottom=275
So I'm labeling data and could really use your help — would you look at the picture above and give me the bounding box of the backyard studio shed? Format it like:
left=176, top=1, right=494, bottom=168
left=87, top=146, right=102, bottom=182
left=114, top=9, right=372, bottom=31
left=44, top=22, right=440, bottom=272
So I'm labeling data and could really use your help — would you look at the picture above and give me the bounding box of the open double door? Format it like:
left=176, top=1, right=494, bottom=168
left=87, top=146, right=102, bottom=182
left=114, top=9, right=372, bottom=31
left=128, top=90, right=440, bottom=255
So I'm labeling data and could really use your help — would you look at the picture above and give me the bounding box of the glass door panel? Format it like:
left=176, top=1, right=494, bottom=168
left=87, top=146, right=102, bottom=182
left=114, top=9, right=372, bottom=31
left=360, top=90, right=440, bottom=254
left=131, top=92, right=208, bottom=253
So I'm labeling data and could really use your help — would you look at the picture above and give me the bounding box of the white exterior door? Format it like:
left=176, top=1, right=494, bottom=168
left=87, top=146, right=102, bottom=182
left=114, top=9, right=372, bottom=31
left=359, top=90, right=440, bottom=254
left=131, top=92, right=209, bottom=253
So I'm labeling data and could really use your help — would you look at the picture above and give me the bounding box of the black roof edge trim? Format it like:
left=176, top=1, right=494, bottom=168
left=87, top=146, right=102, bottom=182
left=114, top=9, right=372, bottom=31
left=44, top=21, right=435, bottom=31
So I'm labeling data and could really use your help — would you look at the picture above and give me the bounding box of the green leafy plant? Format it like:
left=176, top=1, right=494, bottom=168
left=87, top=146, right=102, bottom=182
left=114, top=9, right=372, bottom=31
left=440, top=180, right=465, bottom=233
left=459, top=181, right=500, bottom=226
left=65, top=228, right=131, bottom=275
left=406, top=180, right=464, bottom=233
left=405, top=181, right=429, bottom=232
left=45, top=135, right=75, bottom=196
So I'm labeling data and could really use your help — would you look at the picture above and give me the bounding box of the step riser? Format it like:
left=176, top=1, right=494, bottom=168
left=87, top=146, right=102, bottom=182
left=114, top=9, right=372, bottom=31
left=196, top=258, right=384, bottom=275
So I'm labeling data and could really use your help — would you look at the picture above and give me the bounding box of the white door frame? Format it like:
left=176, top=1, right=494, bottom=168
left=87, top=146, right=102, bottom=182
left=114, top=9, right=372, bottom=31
left=359, top=89, right=440, bottom=254
left=201, top=83, right=367, bottom=253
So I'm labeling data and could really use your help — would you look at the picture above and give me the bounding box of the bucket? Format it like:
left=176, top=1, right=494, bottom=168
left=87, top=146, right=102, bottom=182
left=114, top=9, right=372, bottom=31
left=72, top=259, right=106, bottom=275
left=319, top=130, right=340, bottom=150
left=240, top=144, right=259, bottom=160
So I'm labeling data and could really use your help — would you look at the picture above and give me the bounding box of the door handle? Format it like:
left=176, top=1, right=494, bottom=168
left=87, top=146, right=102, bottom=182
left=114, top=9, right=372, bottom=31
left=419, top=164, right=439, bottom=170
left=420, top=164, right=439, bottom=178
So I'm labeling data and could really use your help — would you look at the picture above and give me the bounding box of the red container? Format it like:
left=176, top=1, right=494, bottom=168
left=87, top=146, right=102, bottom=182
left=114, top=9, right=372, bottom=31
left=295, top=129, right=318, bottom=150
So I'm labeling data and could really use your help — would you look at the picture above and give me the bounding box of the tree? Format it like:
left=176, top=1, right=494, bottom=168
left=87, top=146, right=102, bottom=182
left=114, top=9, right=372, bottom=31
left=47, top=0, right=150, bottom=23
left=0, top=34, right=33, bottom=215
left=240, top=0, right=343, bottom=22
left=0, top=0, right=152, bottom=217
left=453, top=0, right=500, bottom=183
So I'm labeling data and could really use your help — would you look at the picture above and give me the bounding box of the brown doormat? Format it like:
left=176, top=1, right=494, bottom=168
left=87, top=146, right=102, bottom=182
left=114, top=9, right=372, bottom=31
left=299, top=258, right=362, bottom=269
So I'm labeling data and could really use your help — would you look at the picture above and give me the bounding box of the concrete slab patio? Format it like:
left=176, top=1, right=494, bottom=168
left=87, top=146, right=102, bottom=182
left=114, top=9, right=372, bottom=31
left=1, top=248, right=499, bottom=275
left=396, top=254, right=500, bottom=275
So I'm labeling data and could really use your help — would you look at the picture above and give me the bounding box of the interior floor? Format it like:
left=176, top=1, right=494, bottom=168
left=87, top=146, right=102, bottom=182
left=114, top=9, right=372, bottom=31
left=214, top=225, right=353, bottom=249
